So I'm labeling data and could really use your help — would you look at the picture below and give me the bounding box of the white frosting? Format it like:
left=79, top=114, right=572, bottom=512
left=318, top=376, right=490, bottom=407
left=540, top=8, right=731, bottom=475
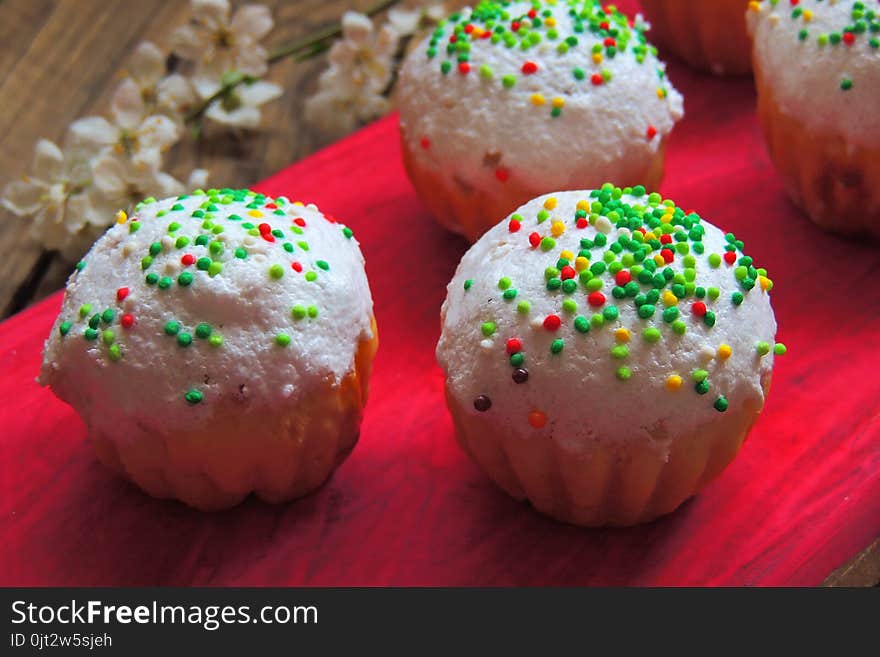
left=437, top=189, right=779, bottom=454
left=398, top=0, right=684, bottom=192
left=748, top=0, right=880, bottom=147
left=40, top=191, right=375, bottom=430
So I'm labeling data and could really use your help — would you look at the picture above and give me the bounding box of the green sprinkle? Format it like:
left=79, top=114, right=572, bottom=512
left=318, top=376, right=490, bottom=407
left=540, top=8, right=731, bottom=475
left=841, top=78, right=853, bottom=91
left=695, top=379, right=710, bottom=395
left=208, top=334, right=223, bottom=347
left=503, top=288, right=518, bottom=300
left=196, top=257, right=212, bottom=271
left=562, top=299, right=577, bottom=313
left=498, top=276, right=512, bottom=290
left=291, top=305, right=307, bottom=320
left=732, top=291, right=744, bottom=306
left=59, top=321, right=72, bottom=336
left=83, top=328, right=99, bottom=341
left=611, top=345, right=629, bottom=359
left=195, top=323, right=212, bottom=339
left=207, top=262, right=222, bottom=277
left=756, top=341, right=771, bottom=356
left=510, top=352, right=524, bottom=367
left=643, top=327, right=661, bottom=343
left=275, top=333, right=291, bottom=347
left=234, top=247, right=247, bottom=259
left=178, top=271, right=194, bottom=286
left=305, top=271, right=317, bottom=282
left=102, top=329, right=115, bottom=345
left=184, top=389, right=203, bottom=405
left=616, top=366, right=632, bottom=381
left=79, top=304, right=91, bottom=318
left=101, top=308, right=115, bottom=324
left=269, top=264, right=284, bottom=279
left=175, top=236, right=190, bottom=249
left=158, top=276, right=172, bottom=289
left=177, top=332, right=193, bottom=347
left=481, top=322, right=496, bottom=337
left=145, top=273, right=159, bottom=285
left=149, top=242, right=162, bottom=256
left=550, top=338, right=564, bottom=354
left=464, top=279, right=474, bottom=291
left=517, top=301, right=530, bottom=314
left=108, top=344, right=121, bottom=362
left=141, top=256, right=153, bottom=270
left=502, top=74, right=516, bottom=88
left=574, top=316, right=590, bottom=333
left=164, top=321, right=180, bottom=336
left=316, top=260, right=330, bottom=271
left=672, top=320, right=687, bottom=335
left=773, top=343, right=787, bottom=356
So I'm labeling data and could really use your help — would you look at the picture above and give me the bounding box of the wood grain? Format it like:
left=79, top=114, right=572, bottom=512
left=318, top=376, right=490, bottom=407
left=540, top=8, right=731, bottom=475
left=0, top=0, right=380, bottom=318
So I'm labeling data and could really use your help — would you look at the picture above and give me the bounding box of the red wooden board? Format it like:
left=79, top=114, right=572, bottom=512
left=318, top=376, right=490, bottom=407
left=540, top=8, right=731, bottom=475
left=2, top=30, right=880, bottom=586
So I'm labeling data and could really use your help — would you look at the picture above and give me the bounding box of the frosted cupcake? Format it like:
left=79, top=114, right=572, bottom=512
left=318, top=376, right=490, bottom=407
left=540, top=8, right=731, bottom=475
left=748, top=0, right=880, bottom=236
left=437, top=186, right=785, bottom=526
left=398, top=0, right=684, bottom=241
left=639, top=0, right=753, bottom=75
left=40, top=189, right=378, bottom=510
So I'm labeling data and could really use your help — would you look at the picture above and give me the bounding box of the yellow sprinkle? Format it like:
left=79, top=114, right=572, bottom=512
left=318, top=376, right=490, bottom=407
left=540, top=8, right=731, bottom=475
left=544, top=196, right=558, bottom=210
left=615, top=328, right=630, bottom=343
left=656, top=88, right=666, bottom=99
left=759, top=275, right=773, bottom=291
left=551, top=96, right=565, bottom=109
left=574, top=256, right=589, bottom=272
left=530, top=93, right=546, bottom=106
left=748, top=1, right=761, bottom=12
left=550, top=220, right=565, bottom=237
left=592, top=53, right=603, bottom=64
left=293, top=201, right=304, bottom=206
left=803, top=9, right=813, bottom=22
left=644, top=232, right=656, bottom=241
left=248, top=209, right=264, bottom=218
left=653, top=254, right=665, bottom=266
left=662, top=290, right=678, bottom=306
left=665, top=375, right=683, bottom=391
left=717, top=344, right=732, bottom=360
left=115, top=210, right=127, bottom=224
left=544, top=17, right=556, bottom=27
left=576, top=200, right=590, bottom=211
left=559, top=249, right=574, bottom=261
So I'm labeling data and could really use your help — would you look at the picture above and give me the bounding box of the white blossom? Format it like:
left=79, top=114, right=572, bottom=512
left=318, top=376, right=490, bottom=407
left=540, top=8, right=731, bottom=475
left=171, top=0, right=274, bottom=99
left=205, top=79, right=282, bottom=129
left=1, top=140, right=105, bottom=257
left=116, top=41, right=197, bottom=122
left=66, top=110, right=179, bottom=169
left=304, top=12, right=399, bottom=137
left=88, top=152, right=185, bottom=218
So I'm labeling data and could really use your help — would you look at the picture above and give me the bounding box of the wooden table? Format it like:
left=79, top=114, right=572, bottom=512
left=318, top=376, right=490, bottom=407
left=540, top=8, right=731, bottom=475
left=0, top=0, right=877, bottom=587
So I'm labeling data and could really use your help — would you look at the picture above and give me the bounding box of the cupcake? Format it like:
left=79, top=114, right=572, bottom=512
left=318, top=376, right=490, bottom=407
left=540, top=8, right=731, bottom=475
left=437, top=186, right=785, bottom=526
left=398, top=0, right=684, bottom=242
left=40, top=189, right=378, bottom=510
left=638, top=0, right=753, bottom=75
left=748, top=0, right=880, bottom=237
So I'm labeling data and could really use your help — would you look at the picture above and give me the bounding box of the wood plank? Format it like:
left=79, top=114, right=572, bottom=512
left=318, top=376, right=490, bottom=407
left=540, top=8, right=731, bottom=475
left=823, top=538, right=880, bottom=587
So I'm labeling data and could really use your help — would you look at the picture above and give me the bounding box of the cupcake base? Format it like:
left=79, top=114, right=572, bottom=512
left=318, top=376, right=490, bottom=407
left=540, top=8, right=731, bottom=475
left=754, top=66, right=880, bottom=238
left=446, top=383, right=763, bottom=527
left=639, top=0, right=752, bottom=75
left=90, top=319, right=378, bottom=511
left=401, top=133, right=667, bottom=243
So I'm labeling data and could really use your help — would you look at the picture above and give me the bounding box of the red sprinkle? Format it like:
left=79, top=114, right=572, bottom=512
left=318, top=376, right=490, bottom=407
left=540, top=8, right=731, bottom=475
left=261, top=232, right=275, bottom=243
left=521, top=61, right=538, bottom=75
left=120, top=313, right=134, bottom=329
left=843, top=32, right=855, bottom=45
left=560, top=265, right=576, bottom=280
left=600, top=21, right=609, bottom=30
left=576, top=218, right=588, bottom=229
left=603, top=37, right=616, bottom=47
left=116, top=287, right=129, bottom=302
left=495, top=167, right=509, bottom=182
left=291, top=262, right=302, bottom=273
left=464, top=23, right=474, bottom=34
left=508, top=219, right=521, bottom=233
left=591, top=73, right=604, bottom=86
left=458, top=62, right=470, bottom=75
left=420, top=137, right=431, bottom=150
left=511, top=21, right=520, bottom=32
left=181, top=254, right=195, bottom=266
left=528, top=232, right=541, bottom=248
left=660, top=233, right=673, bottom=244
left=294, top=217, right=306, bottom=227
left=527, top=9, right=537, bottom=18
left=258, top=222, right=271, bottom=233
left=449, top=34, right=457, bottom=43
left=506, top=338, right=522, bottom=354
left=661, top=248, right=675, bottom=263
left=543, top=314, right=561, bottom=331
left=588, top=291, right=606, bottom=307
left=724, top=251, right=737, bottom=265
left=646, top=125, right=658, bottom=140
left=265, top=203, right=277, bottom=210
left=692, top=302, right=707, bottom=317
left=615, top=271, right=632, bottom=286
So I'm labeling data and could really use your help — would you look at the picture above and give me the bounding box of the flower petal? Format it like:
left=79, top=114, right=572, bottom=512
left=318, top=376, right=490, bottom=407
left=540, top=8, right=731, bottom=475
left=238, top=79, right=282, bottom=106
left=170, top=24, right=212, bottom=63
left=234, top=43, right=269, bottom=77
left=91, top=154, right=128, bottom=197
left=187, top=168, right=209, bottom=189
left=32, top=139, right=65, bottom=181
left=387, top=8, right=420, bottom=36
left=156, top=74, right=197, bottom=115
left=192, top=0, right=230, bottom=30
left=129, top=41, right=166, bottom=86
left=111, top=78, right=147, bottom=130
left=1, top=180, right=46, bottom=215
left=341, top=12, right=374, bottom=45
left=66, top=116, right=118, bottom=154
left=206, top=102, right=261, bottom=129
left=230, top=4, right=273, bottom=40
left=137, top=114, right=180, bottom=152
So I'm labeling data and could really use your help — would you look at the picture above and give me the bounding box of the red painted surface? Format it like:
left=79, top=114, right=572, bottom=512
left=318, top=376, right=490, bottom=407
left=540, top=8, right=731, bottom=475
left=2, top=42, right=879, bottom=586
